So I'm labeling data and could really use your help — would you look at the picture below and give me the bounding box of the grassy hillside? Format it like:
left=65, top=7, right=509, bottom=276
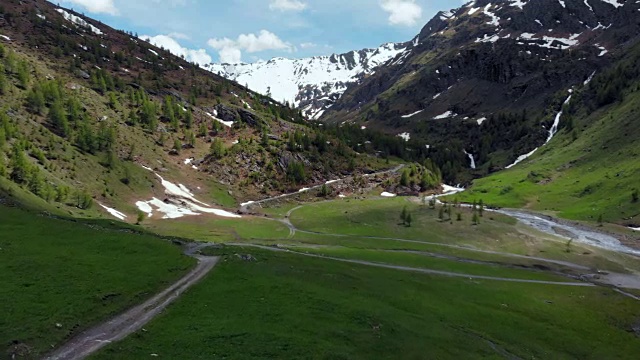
left=0, top=204, right=195, bottom=359
left=0, top=1, right=391, bottom=219
left=456, top=49, right=640, bottom=225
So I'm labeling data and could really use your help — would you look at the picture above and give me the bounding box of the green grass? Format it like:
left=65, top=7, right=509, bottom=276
left=290, top=197, right=537, bottom=250
left=209, top=182, right=238, bottom=208
left=143, top=215, right=291, bottom=243
left=0, top=205, right=195, bottom=358
left=288, top=246, right=572, bottom=282
left=456, top=89, right=640, bottom=224
left=94, top=247, right=640, bottom=360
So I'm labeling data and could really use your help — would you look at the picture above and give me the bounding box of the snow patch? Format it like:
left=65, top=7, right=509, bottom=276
left=433, top=111, right=457, bottom=120
left=135, top=201, right=153, bottom=217
left=397, top=132, right=410, bottom=142
left=98, top=203, right=127, bottom=221
left=477, top=117, right=487, bottom=125
left=381, top=192, right=397, bottom=197
left=441, top=184, right=465, bottom=196
left=136, top=167, right=240, bottom=219
left=505, top=147, right=539, bottom=169
left=205, top=112, right=233, bottom=128
left=600, top=0, right=624, bottom=8
left=401, top=110, right=424, bottom=118
left=55, top=9, right=103, bottom=35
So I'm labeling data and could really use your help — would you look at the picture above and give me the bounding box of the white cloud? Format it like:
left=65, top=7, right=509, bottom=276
left=300, top=42, right=317, bottom=49
left=237, top=30, right=292, bottom=53
left=269, top=0, right=307, bottom=12
left=208, top=30, right=293, bottom=63
left=60, top=0, right=119, bottom=15
left=168, top=32, right=190, bottom=40
left=218, top=47, right=243, bottom=64
left=380, top=0, right=422, bottom=26
left=140, top=34, right=212, bottom=65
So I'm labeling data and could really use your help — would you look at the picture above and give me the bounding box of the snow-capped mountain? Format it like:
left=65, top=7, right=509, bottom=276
left=323, top=0, right=640, bottom=170
left=204, top=42, right=411, bottom=119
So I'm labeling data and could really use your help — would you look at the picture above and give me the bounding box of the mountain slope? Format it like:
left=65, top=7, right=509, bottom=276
left=205, top=42, right=412, bottom=119
left=457, top=41, right=640, bottom=225
left=322, top=0, right=640, bottom=181
left=0, top=0, right=389, bottom=220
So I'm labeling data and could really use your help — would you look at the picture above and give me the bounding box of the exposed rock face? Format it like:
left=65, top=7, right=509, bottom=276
left=214, top=104, right=238, bottom=124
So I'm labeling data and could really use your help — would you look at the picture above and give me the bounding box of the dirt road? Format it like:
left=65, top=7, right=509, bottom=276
left=240, top=164, right=405, bottom=210
left=227, top=243, right=593, bottom=287
left=45, top=253, right=218, bottom=360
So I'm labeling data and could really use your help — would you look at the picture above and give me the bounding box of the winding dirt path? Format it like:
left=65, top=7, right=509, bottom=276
left=45, top=252, right=219, bottom=360
left=240, top=164, right=404, bottom=211
left=280, top=203, right=640, bottom=293
left=282, top=206, right=590, bottom=270
left=227, top=243, right=593, bottom=287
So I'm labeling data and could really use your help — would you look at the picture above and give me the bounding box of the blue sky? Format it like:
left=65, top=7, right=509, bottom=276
left=53, top=0, right=463, bottom=64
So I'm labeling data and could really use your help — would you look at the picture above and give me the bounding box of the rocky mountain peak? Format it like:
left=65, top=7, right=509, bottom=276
left=204, top=41, right=411, bottom=119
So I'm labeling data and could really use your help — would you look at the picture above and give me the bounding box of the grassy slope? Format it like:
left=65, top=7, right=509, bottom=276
left=0, top=3, right=391, bottom=222
left=456, top=81, right=640, bottom=225
left=92, top=196, right=640, bottom=358
left=0, top=205, right=195, bottom=358
left=93, top=247, right=640, bottom=360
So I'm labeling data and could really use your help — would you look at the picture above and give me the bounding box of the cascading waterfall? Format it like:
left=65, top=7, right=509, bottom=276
left=463, top=150, right=476, bottom=169
left=505, top=89, right=574, bottom=169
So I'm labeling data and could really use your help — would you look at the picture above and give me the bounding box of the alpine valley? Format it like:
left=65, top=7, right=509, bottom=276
left=1, top=1, right=640, bottom=359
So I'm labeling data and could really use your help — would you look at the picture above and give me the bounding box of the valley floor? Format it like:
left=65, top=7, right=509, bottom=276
left=74, top=195, right=640, bottom=359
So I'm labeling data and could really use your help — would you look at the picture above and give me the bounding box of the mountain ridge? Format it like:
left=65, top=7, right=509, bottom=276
left=205, top=41, right=413, bottom=119
left=323, top=0, right=639, bottom=174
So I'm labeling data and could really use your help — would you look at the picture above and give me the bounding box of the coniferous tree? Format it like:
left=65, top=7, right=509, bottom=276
left=472, top=211, right=480, bottom=225
left=184, top=109, right=193, bottom=129
left=400, top=169, right=409, bottom=187
left=48, top=98, right=69, bottom=137
left=400, top=206, right=408, bottom=225
left=27, top=167, right=45, bottom=197
left=15, top=60, right=30, bottom=88
left=210, top=138, right=225, bottom=159
left=9, top=144, right=29, bottom=184
left=199, top=123, right=208, bottom=137
left=137, top=210, right=146, bottom=225
left=286, top=161, right=306, bottom=184
left=26, top=86, right=46, bottom=114
left=0, top=64, right=7, bottom=95
left=0, top=152, right=6, bottom=177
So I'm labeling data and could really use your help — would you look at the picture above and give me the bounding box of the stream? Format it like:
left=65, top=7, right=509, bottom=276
left=494, top=209, right=640, bottom=257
